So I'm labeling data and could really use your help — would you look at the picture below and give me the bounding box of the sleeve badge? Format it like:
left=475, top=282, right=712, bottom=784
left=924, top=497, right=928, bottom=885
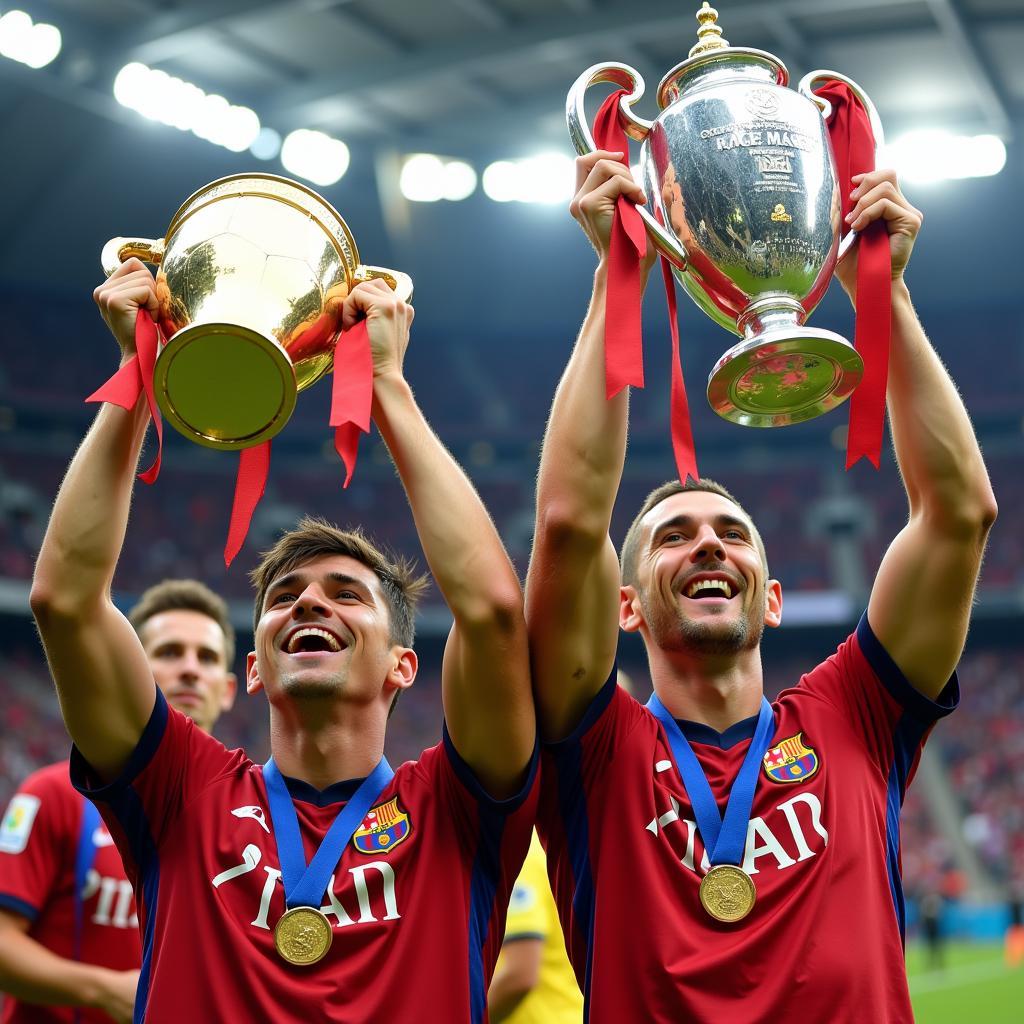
left=0, top=794, right=42, bottom=854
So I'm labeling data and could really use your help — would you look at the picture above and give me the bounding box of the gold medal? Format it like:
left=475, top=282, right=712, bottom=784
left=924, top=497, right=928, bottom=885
left=699, top=864, right=756, bottom=923
left=274, top=906, right=333, bottom=966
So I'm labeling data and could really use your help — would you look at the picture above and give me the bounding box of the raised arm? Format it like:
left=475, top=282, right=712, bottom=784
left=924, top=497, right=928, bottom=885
left=840, top=170, right=997, bottom=699
left=525, top=151, right=648, bottom=740
left=344, top=281, right=534, bottom=797
left=29, top=261, right=161, bottom=778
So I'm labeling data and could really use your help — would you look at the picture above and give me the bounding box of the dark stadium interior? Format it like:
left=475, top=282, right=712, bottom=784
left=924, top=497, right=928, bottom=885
left=1, top=0, right=1023, bottom=1014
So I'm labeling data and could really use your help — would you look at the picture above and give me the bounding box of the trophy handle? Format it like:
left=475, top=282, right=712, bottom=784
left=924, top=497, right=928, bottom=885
left=101, top=237, right=166, bottom=278
left=566, top=62, right=688, bottom=270
left=797, top=70, right=886, bottom=263
left=353, top=265, right=414, bottom=304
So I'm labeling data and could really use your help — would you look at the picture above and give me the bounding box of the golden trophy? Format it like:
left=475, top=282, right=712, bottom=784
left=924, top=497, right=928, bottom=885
left=101, top=173, right=412, bottom=449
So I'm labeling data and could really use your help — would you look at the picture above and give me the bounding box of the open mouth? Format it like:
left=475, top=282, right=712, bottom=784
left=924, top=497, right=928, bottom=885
left=283, top=626, right=346, bottom=655
left=681, top=575, right=737, bottom=601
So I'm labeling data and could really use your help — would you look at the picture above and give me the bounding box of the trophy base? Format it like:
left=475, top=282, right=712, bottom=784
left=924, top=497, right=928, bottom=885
left=154, top=323, right=298, bottom=450
left=707, top=328, right=863, bottom=428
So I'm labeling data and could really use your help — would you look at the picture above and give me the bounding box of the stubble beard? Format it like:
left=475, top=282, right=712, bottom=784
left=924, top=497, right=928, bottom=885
left=644, top=590, right=766, bottom=657
left=278, top=664, right=348, bottom=701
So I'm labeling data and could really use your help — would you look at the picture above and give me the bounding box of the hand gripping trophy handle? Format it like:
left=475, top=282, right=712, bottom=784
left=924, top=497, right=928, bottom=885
left=351, top=265, right=414, bottom=304
left=101, top=237, right=167, bottom=277
left=797, top=70, right=885, bottom=263
left=566, top=62, right=688, bottom=270
left=97, top=171, right=416, bottom=451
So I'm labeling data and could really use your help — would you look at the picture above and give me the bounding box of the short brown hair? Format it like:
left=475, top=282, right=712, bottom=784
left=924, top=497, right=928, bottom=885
left=128, top=579, right=236, bottom=667
left=249, top=516, right=429, bottom=647
left=619, top=478, right=767, bottom=588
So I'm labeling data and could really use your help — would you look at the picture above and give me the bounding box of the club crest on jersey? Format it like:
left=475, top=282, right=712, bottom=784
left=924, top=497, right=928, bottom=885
left=352, top=798, right=411, bottom=855
left=762, top=733, right=820, bottom=784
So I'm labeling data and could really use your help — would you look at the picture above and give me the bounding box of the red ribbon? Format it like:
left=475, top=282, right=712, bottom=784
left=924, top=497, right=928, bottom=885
left=86, top=309, right=164, bottom=483
left=86, top=311, right=376, bottom=568
left=224, top=442, right=271, bottom=567
left=591, top=91, right=698, bottom=484
left=660, top=257, right=699, bottom=483
left=592, top=91, right=647, bottom=398
left=224, top=319, right=373, bottom=568
left=330, top=320, right=374, bottom=487
left=814, top=80, right=891, bottom=469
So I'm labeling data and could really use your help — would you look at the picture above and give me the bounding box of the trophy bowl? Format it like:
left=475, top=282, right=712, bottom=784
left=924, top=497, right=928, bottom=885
left=567, top=3, right=884, bottom=427
left=101, top=173, right=412, bottom=450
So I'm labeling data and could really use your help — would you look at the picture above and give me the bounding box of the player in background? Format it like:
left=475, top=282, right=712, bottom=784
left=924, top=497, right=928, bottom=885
left=0, top=579, right=236, bottom=1023
left=487, top=831, right=583, bottom=1023
left=525, top=151, right=996, bottom=1021
left=30, top=264, right=536, bottom=1022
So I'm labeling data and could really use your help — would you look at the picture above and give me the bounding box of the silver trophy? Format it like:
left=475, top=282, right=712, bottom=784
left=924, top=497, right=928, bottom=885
left=567, top=2, right=884, bottom=427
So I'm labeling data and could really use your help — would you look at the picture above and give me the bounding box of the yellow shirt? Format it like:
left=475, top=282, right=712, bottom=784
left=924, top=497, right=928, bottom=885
left=496, top=832, right=583, bottom=1024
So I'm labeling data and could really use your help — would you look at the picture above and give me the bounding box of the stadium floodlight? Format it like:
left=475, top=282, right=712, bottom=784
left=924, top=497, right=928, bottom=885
left=880, top=130, right=1007, bottom=184
left=0, top=9, right=62, bottom=69
left=113, top=63, right=260, bottom=153
left=399, top=154, right=477, bottom=202
left=441, top=160, right=477, bottom=201
left=250, top=127, right=282, bottom=161
left=280, top=129, right=350, bottom=187
left=482, top=153, right=574, bottom=204
left=481, top=160, right=518, bottom=203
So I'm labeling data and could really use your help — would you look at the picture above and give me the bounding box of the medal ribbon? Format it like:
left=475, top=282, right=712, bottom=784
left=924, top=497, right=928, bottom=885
left=263, top=757, right=394, bottom=910
left=646, top=695, right=774, bottom=865
left=813, top=79, right=891, bottom=470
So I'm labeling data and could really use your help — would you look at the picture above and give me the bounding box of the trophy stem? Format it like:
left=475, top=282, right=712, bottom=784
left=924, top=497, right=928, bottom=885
left=707, top=296, right=864, bottom=427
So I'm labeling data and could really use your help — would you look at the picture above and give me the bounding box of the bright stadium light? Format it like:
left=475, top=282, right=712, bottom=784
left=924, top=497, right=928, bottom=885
left=399, top=154, right=477, bottom=202
left=112, top=62, right=261, bottom=153
left=280, top=129, right=350, bottom=187
left=879, top=130, right=1007, bottom=184
left=442, top=160, right=477, bottom=201
left=400, top=154, right=446, bottom=202
left=250, top=127, right=282, bottom=161
left=482, top=153, right=574, bottom=204
left=0, top=9, right=62, bottom=68
left=482, top=160, right=518, bottom=203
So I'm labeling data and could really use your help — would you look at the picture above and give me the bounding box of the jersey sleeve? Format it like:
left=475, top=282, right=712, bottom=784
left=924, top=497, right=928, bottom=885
left=795, top=612, right=959, bottom=798
left=0, top=766, right=76, bottom=923
left=503, top=836, right=550, bottom=943
left=69, top=690, right=245, bottom=879
left=535, top=666, right=649, bottom=981
left=414, top=727, right=539, bottom=1017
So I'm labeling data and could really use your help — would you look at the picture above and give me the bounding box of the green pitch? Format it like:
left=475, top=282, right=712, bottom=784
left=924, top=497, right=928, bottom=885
left=908, top=942, right=1024, bottom=1023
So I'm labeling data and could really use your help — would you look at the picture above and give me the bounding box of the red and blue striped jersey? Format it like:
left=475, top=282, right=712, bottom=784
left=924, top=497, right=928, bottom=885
left=537, top=614, right=957, bottom=1023
left=71, top=692, right=538, bottom=1023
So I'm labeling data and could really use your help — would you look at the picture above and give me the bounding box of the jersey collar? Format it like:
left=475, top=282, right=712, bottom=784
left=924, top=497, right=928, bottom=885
left=280, top=774, right=366, bottom=807
left=676, top=713, right=760, bottom=750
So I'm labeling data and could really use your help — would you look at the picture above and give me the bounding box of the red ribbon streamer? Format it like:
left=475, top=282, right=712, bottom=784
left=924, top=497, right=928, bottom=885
left=660, top=257, right=699, bottom=483
left=330, top=320, right=374, bottom=487
left=592, top=91, right=646, bottom=398
left=85, top=309, right=164, bottom=483
left=814, top=81, right=891, bottom=469
left=224, top=441, right=271, bottom=567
